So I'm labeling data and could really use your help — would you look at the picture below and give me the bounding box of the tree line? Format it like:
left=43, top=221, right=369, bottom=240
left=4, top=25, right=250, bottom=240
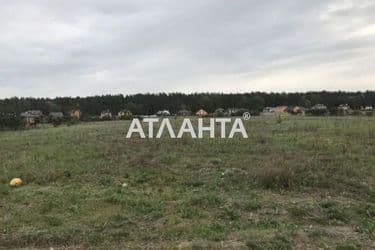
left=0, top=91, right=374, bottom=117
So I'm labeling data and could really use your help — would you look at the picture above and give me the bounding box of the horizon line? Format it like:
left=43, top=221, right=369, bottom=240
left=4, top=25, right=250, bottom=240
left=1, top=89, right=375, bottom=99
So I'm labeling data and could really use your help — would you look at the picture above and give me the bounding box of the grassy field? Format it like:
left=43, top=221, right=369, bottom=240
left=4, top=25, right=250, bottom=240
left=0, top=117, right=374, bottom=249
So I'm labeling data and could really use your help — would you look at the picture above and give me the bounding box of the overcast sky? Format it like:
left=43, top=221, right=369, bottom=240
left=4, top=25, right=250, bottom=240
left=0, top=0, right=374, bottom=98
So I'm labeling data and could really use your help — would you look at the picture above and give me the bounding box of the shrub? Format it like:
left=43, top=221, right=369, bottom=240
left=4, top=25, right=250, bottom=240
left=51, top=117, right=63, bottom=127
left=0, top=113, right=24, bottom=130
left=66, top=117, right=80, bottom=126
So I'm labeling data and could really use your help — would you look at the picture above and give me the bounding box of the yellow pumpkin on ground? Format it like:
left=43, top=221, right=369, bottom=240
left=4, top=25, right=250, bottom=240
left=9, top=178, right=23, bottom=187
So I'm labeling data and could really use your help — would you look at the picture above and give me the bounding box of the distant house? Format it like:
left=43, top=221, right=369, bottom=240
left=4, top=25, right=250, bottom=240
left=337, top=104, right=352, bottom=115
left=309, top=104, right=328, bottom=116
left=274, top=106, right=288, bottom=116
left=70, top=108, right=81, bottom=119
left=21, top=110, right=43, bottom=125
left=311, top=104, right=327, bottom=110
left=214, top=108, right=227, bottom=117
left=261, top=107, right=276, bottom=116
left=360, top=106, right=374, bottom=116
left=227, top=108, right=239, bottom=116
left=118, top=109, right=132, bottom=120
left=363, top=106, right=373, bottom=111
left=261, top=106, right=288, bottom=116
left=291, top=106, right=305, bottom=115
left=49, top=112, right=64, bottom=118
left=196, top=109, right=208, bottom=117
left=156, top=110, right=171, bottom=116
left=100, top=110, right=112, bottom=120
left=227, top=108, right=249, bottom=116
left=177, top=110, right=192, bottom=116
left=338, top=104, right=350, bottom=111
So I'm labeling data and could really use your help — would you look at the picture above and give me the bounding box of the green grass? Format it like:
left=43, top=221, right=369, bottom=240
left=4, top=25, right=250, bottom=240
left=0, top=116, right=374, bottom=248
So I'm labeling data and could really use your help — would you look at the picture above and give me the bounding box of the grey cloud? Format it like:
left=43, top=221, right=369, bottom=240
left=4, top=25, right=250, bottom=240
left=0, top=0, right=374, bottom=97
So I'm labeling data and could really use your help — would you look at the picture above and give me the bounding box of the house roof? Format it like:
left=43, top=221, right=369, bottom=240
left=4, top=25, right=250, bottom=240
left=49, top=112, right=63, bottom=117
left=156, top=110, right=171, bottom=116
left=292, top=106, right=305, bottom=111
left=263, top=107, right=275, bottom=113
left=101, top=110, right=112, bottom=114
left=214, top=108, right=225, bottom=112
left=21, top=110, right=43, bottom=118
left=275, top=106, right=288, bottom=113
left=196, top=109, right=208, bottom=116
left=70, top=108, right=81, bottom=113
left=311, top=104, right=327, bottom=110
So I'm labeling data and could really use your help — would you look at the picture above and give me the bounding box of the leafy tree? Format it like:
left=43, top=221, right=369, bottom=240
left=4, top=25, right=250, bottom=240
left=0, top=92, right=374, bottom=118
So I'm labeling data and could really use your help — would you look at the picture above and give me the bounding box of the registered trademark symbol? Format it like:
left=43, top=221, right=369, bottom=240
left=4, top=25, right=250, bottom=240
left=242, top=112, right=251, bottom=120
